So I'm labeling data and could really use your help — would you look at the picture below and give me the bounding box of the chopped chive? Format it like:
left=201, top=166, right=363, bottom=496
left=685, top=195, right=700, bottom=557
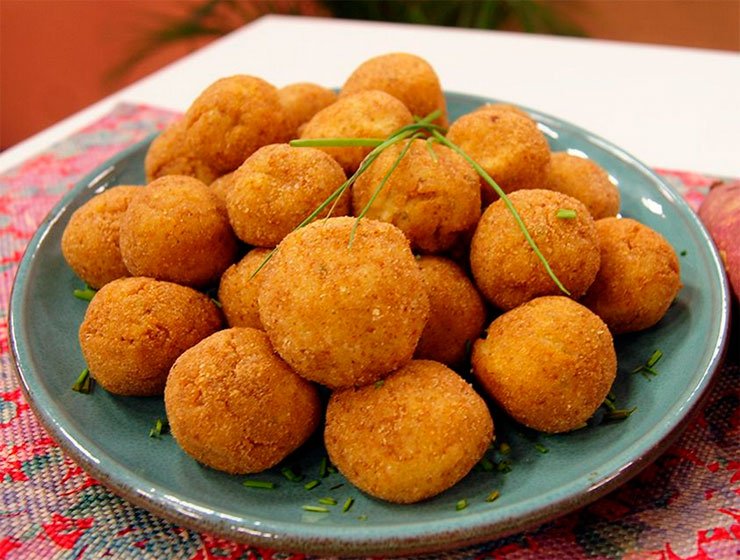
left=646, top=349, right=663, bottom=368
left=374, top=380, right=385, bottom=389
left=210, top=298, right=222, bottom=309
left=556, top=208, right=577, bottom=219
left=327, top=465, right=337, bottom=474
left=330, top=483, right=345, bottom=490
left=455, top=499, right=468, bottom=511
left=318, top=457, right=328, bottom=478
left=318, top=497, right=337, bottom=506
left=281, top=467, right=304, bottom=482
left=342, top=497, right=354, bottom=512
left=499, top=442, right=511, bottom=455
left=302, top=505, right=330, bottom=513
left=479, top=457, right=495, bottom=472
left=496, top=460, right=512, bottom=473
left=485, top=490, right=501, bottom=502
left=535, top=443, right=549, bottom=454
left=243, top=480, right=276, bottom=490
left=304, top=479, right=320, bottom=490
left=148, top=418, right=168, bottom=438
left=680, top=250, right=687, bottom=256
left=604, top=407, right=637, bottom=422
left=72, top=368, right=93, bottom=394
left=73, top=287, right=96, bottom=301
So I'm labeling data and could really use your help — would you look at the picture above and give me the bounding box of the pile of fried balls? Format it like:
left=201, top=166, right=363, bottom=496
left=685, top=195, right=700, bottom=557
left=61, top=53, right=681, bottom=504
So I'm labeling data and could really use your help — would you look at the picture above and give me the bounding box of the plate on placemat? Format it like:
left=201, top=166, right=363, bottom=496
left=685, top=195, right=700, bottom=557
left=9, top=92, right=730, bottom=556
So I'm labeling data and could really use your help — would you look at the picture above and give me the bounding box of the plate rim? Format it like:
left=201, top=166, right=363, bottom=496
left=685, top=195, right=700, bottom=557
left=8, top=91, right=732, bottom=556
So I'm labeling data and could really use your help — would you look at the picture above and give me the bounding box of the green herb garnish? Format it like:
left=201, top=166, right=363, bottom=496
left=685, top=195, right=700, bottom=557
left=498, top=442, right=511, bottom=455
left=374, top=380, right=385, bottom=389
left=556, top=208, right=577, bottom=219
left=318, top=497, right=337, bottom=506
left=535, top=443, right=549, bottom=454
left=72, top=368, right=93, bottom=394
left=304, top=479, right=320, bottom=490
left=73, top=287, right=96, bottom=301
left=342, top=497, right=354, bottom=512
left=281, top=467, right=303, bottom=482
left=318, top=457, right=329, bottom=478
left=148, top=418, right=168, bottom=438
left=632, top=349, right=663, bottom=379
left=330, top=483, right=345, bottom=490
left=680, top=249, right=687, bottom=256
left=485, top=490, right=501, bottom=502
left=243, top=480, right=276, bottom=490
left=479, top=456, right=495, bottom=472
left=496, top=460, right=512, bottom=473
left=604, top=406, right=637, bottom=422
left=456, top=499, right=468, bottom=511
left=302, top=505, right=329, bottom=513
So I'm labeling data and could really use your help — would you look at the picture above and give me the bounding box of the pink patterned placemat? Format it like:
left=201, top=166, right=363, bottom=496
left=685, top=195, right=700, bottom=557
left=0, top=104, right=737, bottom=560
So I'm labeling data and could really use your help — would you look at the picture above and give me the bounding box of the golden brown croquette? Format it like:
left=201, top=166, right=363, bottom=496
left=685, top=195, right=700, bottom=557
left=581, top=217, right=681, bottom=334
left=144, top=120, right=221, bottom=185
left=325, top=360, right=493, bottom=503
left=470, top=189, right=600, bottom=310
left=226, top=144, right=349, bottom=247
left=547, top=152, right=620, bottom=219
left=165, top=328, right=321, bottom=474
left=79, top=277, right=222, bottom=396
left=351, top=138, right=480, bottom=253
left=414, top=256, right=486, bottom=366
left=278, top=82, right=338, bottom=139
left=472, top=296, right=616, bottom=433
left=218, top=248, right=272, bottom=330
left=61, top=185, right=141, bottom=289
left=119, top=175, right=238, bottom=287
left=258, top=217, right=429, bottom=389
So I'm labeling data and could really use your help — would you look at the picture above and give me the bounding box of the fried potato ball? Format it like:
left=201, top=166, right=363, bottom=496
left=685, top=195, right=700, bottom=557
left=472, top=296, right=616, bottom=433
left=473, top=102, right=533, bottom=121
left=340, top=52, right=448, bottom=127
left=165, top=327, right=321, bottom=474
left=278, top=82, right=338, bottom=138
left=351, top=138, right=480, bottom=253
left=325, top=360, right=493, bottom=503
left=581, top=217, right=681, bottom=334
left=119, top=175, right=238, bottom=288
left=300, top=90, right=413, bottom=173
left=226, top=144, right=349, bottom=247
left=218, top=248, right=272, bottom=329
left=79, top=277, right=222, bottom=396
left=144, top=120, right=221, bottom=185
left=183, top=75, right=290, bottom=175
left=470, top=189, right=600, bottom=310
left=446, top=107, right=551, bottom=206
left=61, top=185, right=140, bottom=289
left=414, top=256, right=486, bottom=366
left=258, top=217, right=429, bottom=389
left=547, top=152, right=620, bottom=220
left=209, top=170, right=235, bottom=209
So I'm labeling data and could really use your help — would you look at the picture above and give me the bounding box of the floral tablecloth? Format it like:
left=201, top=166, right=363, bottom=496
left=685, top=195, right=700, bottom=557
left=0, top=104, right=737, bottom=560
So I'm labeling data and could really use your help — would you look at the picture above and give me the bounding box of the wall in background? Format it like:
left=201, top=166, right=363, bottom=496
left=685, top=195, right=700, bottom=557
left=1, top=0, right=738, bottom=150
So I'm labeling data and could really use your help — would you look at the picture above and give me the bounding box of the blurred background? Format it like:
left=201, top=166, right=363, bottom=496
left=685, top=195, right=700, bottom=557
left=1, top=0, right=738, bottom=151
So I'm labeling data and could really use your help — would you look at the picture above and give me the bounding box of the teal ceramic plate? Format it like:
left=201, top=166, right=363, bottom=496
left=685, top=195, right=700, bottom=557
left=9, top=92, right=730, bottom=557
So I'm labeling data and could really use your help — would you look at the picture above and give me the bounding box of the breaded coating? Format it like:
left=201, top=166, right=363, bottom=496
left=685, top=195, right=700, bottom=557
left=79, top=277, right=222, bottom=396
left=119, top=175, right=238, bottom=288
left=341, top=52, right=448, bottom=127
left=547, top=152, right=620, bottom=219
left=300, top=90, right=413, bottom=174
left=473, top=102, right=533, bottom=121
left=472, top=296, right=616, bottom=433
left=61, top=185, right=140, bottom=289
left=278, top=82, right=338, bottom=139
left=183, top=75, right=290, bottom=175
left=165, top=328, right=321, bottom=474
left=414, top=256, right=486, bottom=366
left=446, top=107, right=551, bottom=206
left=218, top=248, right=272, bottom=329
left=351, top=138, right=480, bottom=253
left=226, top=144, right=349, bottom=247
left=325, top=360, right=493, bottom=503
left=209, top=170, right=235, bottom=210
left=144, top=120, right=220, bottom=185
left=258, top=217, right=429, bottom=389
left=581, top=217, right=681, bottom=334
left=470, top=189, right=600, bottom=310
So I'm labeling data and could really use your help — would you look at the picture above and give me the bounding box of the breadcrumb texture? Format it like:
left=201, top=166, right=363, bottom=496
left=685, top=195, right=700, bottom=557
left=351, top=139, right=481, bottom=253
left=472, top=296, right=616, bottom=433
left=278, top=82, right=338, bottom=139
left=581, top=217, right=681, bottom=334
left=547, top=152, right=620, bottom=220
left=165, top=328, right=321, bottom=474
left=226, top=144, right=349, bottom=247
left=79, top=277, right=222, bottom=396
left=414, top=256, right=486, bottom=365
left=341, top=52, right=448, bottom=127
left=119, top=175, right=238, bottom=287
left=325, top=360, right=493, bottom=503
left=218, top=248, right=272, bottom=330
left=144, top=120, right=220, bottom=185
left=300, top=90, right=413, bottom=174
left=258, top=217, right=429, bottom=389
left=470, top=189, right=600, bottom=310
left=61, top=185, right=141, bottom=289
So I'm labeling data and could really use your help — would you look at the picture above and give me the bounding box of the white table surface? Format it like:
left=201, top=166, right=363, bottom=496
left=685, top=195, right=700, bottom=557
left=1, top=14, right=738, bottom=177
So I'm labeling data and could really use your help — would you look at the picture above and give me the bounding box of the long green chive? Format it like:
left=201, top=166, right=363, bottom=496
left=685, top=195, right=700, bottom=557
left=302, top=505, right=330, bottom=513
left=281, top=467, right=303, bottom=482
left=556, top=208, right=577, bottom=219
left=318, top=497, right=337, bottom=506
left=73, top=287, right=96, bottom=301
left=342, top=497, right=354, bottom=512
left=318, top=457, right=328, bottom=478
left=424, top=137, right=439, bottom=162
left=499, top=442, right=511, bottom=455
left=632, top=349, right=663, bottom=379
left=486, top=490, right=501, bottom=503
left=535, top=443, right=549, bottom=454
left=243, top=480, right=276, bottom=489
left=148, top=418, right=168, bottom=438
left=72, top=368, right=93, bottom=394
left=304, top=479, right=320, bottom=490
left=456, top=499, right=468, bottom=511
